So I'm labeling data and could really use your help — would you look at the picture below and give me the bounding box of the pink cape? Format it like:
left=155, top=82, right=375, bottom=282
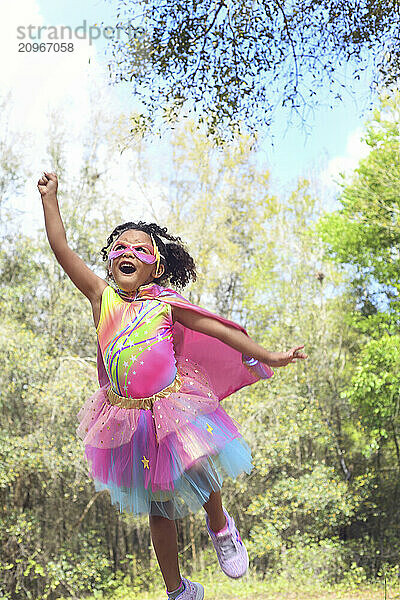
left=96, top=283, right=273, bottom=398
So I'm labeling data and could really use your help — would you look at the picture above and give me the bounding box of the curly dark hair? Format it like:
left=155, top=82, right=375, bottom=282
left=100, top=221, right=197, bottom=289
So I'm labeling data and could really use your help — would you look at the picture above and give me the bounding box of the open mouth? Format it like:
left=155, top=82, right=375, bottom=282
left=119, top=262, right=136, bottom=275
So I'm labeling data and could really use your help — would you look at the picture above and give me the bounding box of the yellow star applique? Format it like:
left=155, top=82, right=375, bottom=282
left=141, top=455, right=150, bottom=469
left=206, top=423, right=213, bottom=435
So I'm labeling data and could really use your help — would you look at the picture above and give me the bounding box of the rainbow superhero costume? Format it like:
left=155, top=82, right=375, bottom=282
left=77, top=282, right=273, bottom=519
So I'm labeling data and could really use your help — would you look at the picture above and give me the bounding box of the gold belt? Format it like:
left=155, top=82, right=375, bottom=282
left=106, top=374, right=182, bottom=410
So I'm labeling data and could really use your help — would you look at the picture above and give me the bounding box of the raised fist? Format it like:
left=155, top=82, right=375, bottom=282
left=37, top=171, right=58, bottom=199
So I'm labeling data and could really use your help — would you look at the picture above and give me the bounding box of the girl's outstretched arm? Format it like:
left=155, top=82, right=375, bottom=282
left=37, top=171, right=107, bottom=310
left=172, top=306, right=307, bottom=367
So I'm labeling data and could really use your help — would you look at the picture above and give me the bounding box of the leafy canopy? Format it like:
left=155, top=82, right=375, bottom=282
left=317, top=92, right=400, bottom=329
left=108, top=0, right=399, bottom=140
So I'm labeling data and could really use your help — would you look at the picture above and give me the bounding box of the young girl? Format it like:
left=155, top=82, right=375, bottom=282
left=37, top=171, right=307, bottom=600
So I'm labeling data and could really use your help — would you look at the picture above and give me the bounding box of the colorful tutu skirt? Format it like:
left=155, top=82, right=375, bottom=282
left=77, top=356, right=253, bottom=519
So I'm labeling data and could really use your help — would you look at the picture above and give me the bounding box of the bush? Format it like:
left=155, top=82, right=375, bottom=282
left=272, top=537, right=367, bottom=587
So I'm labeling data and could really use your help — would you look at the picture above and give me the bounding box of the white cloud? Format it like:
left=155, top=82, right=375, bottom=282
left=2, top=0, right=43, bottom=85
left=321, top=128, right=370, bottom=189
left=1, top=0, right=103, bottom=135
left=1, top=0, right=130, bottom=234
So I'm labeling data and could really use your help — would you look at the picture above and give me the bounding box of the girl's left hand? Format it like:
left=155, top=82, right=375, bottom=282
left=276, top=345, right=308, bottom=367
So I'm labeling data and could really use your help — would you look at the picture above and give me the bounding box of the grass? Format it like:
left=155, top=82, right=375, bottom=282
left=81, top=565, right=400, bottom=600
left=139, top=586, right=398, bottom=600
left=135, top=571, right=400, bottom=600
left=84, top=580, right=400, bottom=600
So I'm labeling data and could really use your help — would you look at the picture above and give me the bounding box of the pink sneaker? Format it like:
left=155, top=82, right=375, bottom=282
left=206, top=508, right=249, bottom=578
left=166, top=577, right=204, bottom=599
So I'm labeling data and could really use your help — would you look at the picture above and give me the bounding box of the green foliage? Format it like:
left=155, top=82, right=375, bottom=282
left=273, top=537, right=367, bottom=587
left=345, top=333, right=400, bottom=457
left=155, top=122, right=278, bottom=316
left=0, top=516, right=114, bottom=600
left=254, top=464, right=359, bottom=535
left=2, top=92, right=400, bottom=599
left=247, top=465, right=363, bottom=564
left=109, top=1, right=399, bottom=140
left=315, top=89, right=400, bottom=581
left=318, top=92, right=400, bottom=329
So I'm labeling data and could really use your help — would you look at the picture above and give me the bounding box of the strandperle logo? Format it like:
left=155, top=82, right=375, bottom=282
left=17, top=20, right=122, bottom=45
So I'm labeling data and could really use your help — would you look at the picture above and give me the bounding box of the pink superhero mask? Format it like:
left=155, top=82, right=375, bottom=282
left=108, top=240, right=157, bottom=264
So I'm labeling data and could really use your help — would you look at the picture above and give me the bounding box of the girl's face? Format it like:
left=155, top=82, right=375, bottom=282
left=108, top=229, right=164, bottom=292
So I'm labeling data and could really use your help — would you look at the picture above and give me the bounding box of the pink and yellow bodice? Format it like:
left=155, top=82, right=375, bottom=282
left=96, top=286, right=177, bottom=399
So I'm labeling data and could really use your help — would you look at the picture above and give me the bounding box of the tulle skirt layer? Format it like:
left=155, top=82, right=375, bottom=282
left=77, top=357, right=253, bottom=519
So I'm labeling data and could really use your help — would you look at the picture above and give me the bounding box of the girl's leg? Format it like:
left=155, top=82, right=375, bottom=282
left=149, top=514, right=182, bottom=592
left=204, top=489, right=249, bottom=579
left=203, top=489, right=226, bottom=532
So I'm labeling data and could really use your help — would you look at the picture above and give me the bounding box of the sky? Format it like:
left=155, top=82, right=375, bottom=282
left=3, top=0, right=374, bottom=234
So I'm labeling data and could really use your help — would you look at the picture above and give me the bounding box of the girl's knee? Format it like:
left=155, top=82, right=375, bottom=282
left=149, top=513, right=176, bottom=527
left=149, top=513, right=166, bottom=524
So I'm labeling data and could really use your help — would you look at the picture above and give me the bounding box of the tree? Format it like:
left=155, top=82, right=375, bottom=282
left=149, top=120, right=278, bottom=315
left=0, top=100, right=159, bottom=600
left=235, top=181, right=367, bottom=572
left=107, top=0, right=399, bottom=140
left=317, top=90, right=400, bottom=575
left=318, top=91, right=400, bottom=334
left=0, top=94, right=28, bottom=231
left=4, top=94, right=400, bottom=597
left=143, top=127, right=371, bottom=578
left=345, top=334, right=400, bottom=463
